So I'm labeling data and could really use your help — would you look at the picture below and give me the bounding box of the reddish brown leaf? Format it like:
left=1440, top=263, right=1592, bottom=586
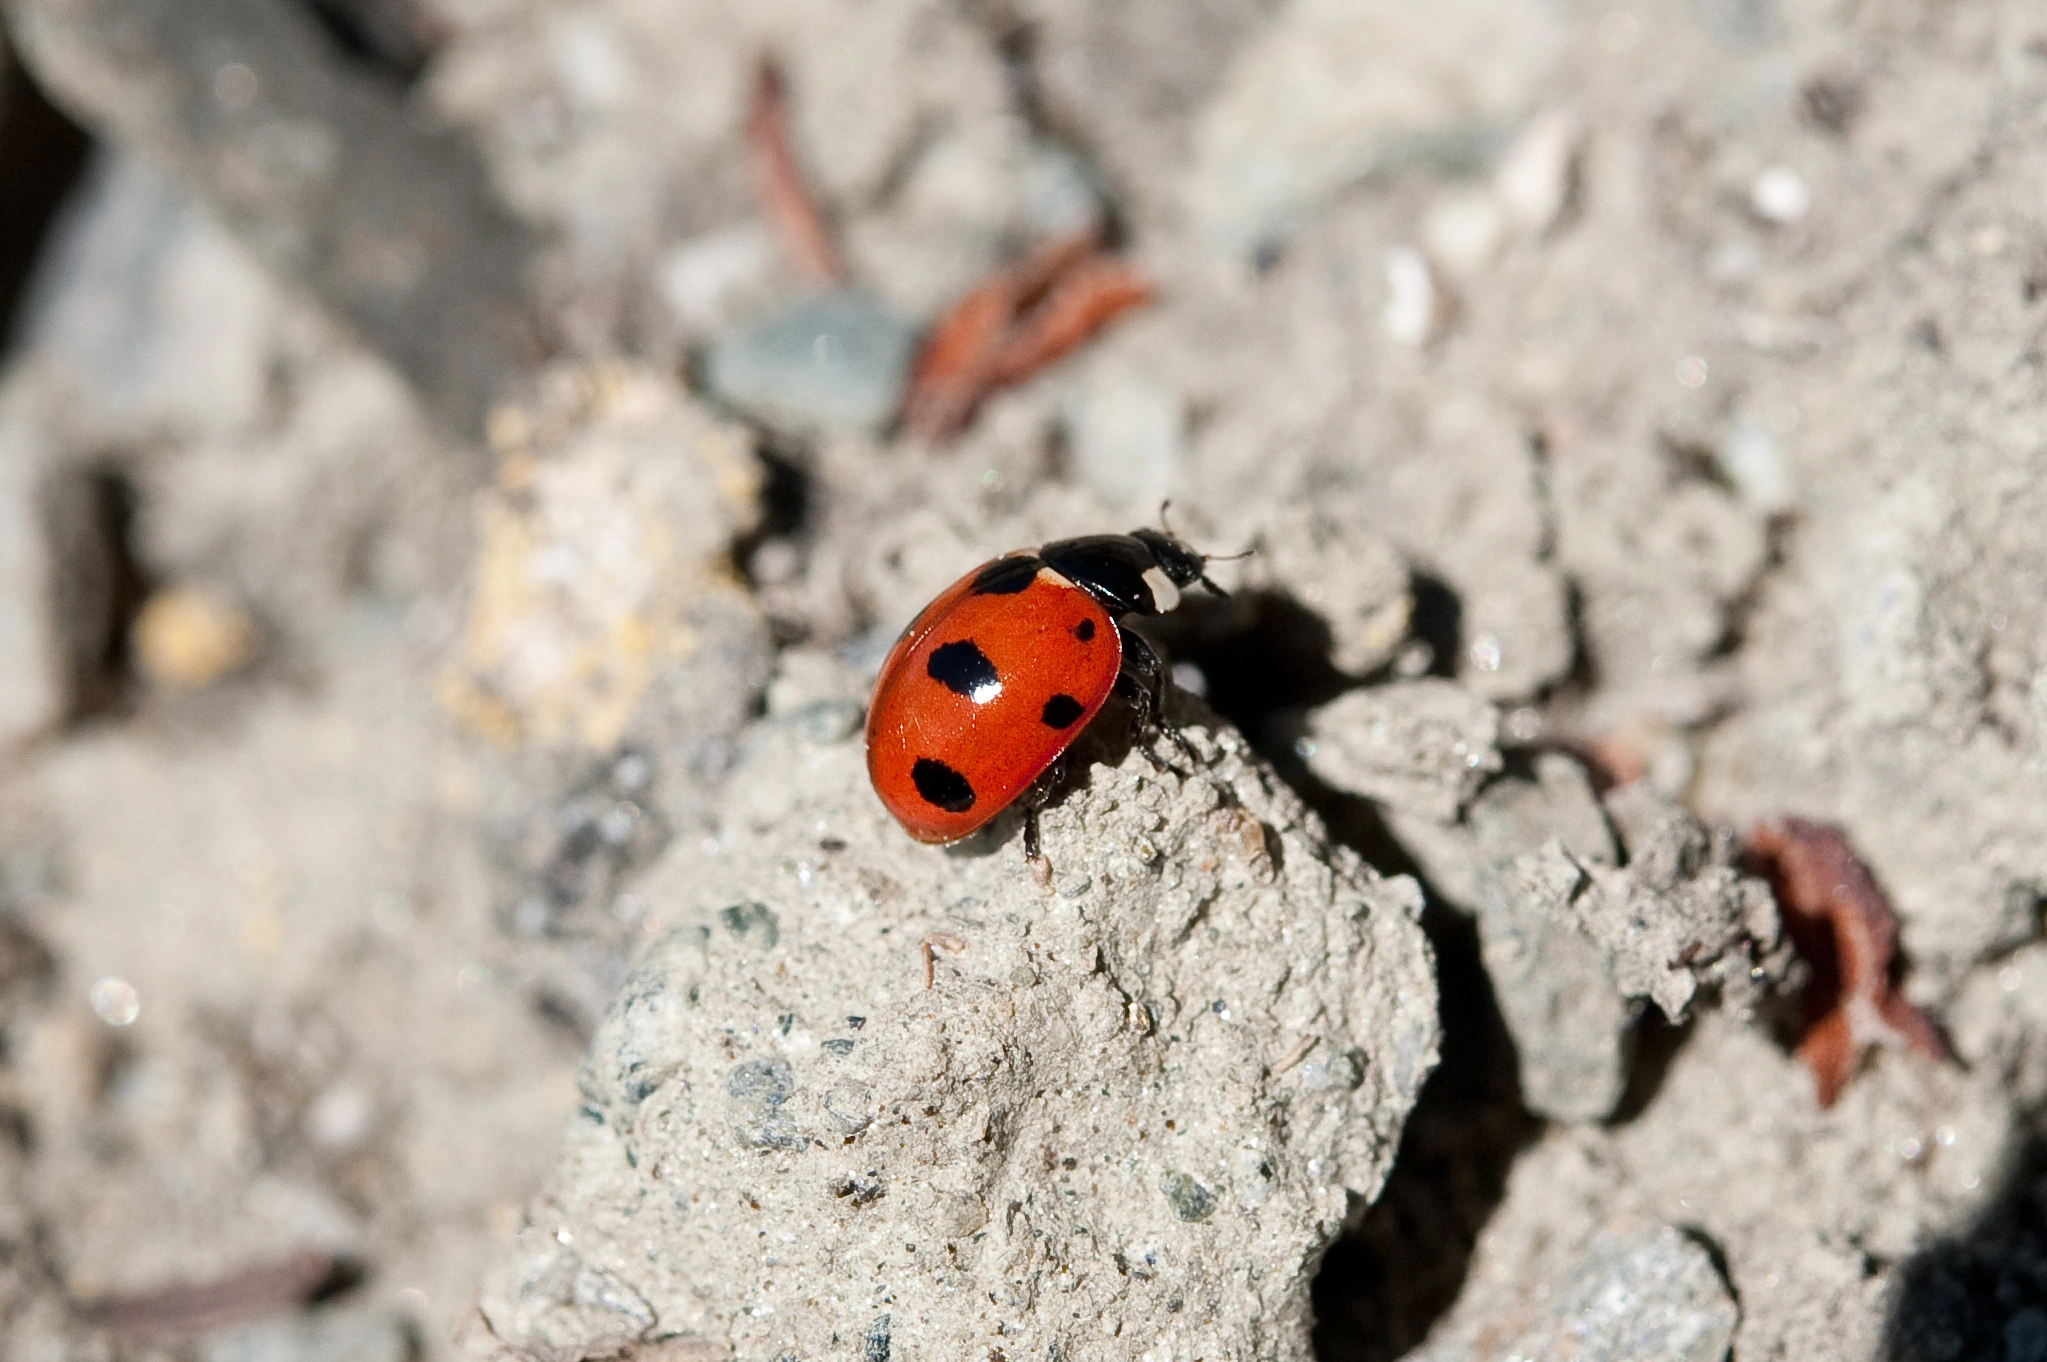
left=987, top=258, right=1151, bottom=388
left=1746, top=816, right=1950, bottom=1107
left=900, top=227, right=1148, bottom=442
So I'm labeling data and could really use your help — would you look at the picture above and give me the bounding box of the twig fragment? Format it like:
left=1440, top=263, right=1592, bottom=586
left=83, top=1249, right=351, bottom=1336
left=1268, top=1034, right=1319, bottom=1077
left=747, top=54, right=849, bottom=287
left=922, top=932, right=967, bottom=990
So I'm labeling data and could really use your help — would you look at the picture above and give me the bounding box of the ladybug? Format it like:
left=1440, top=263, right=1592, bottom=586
left=865, top=527, right=1228, bottom=857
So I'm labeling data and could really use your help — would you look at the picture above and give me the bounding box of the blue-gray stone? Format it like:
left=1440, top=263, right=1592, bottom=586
left=703, top=290, right=917, bottom=435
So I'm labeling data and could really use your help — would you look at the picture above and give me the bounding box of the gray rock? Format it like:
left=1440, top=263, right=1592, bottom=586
left=1301, top=680, right=1502, bottom=822
left=1443, top=1224, right=1740, bottom=1362
left=1395, top=758, right=1786, bottom=1122
left=702, top=290, right=918, bottom=436
left=11, top=0, right=543, bottom=436
left=1480, top=841, right=1635, bottom=1122
left=0, top=403, right=63, bottom=746
left=475, top=696, right=1440, bottom=1361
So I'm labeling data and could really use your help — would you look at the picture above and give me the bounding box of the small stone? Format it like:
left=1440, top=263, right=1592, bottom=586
left=1492, top=108, right=1581, bottom=234
left=1382, top=245, right=1446, bottom=347
left=1479, top=841, right=1631, bottom=1123
left=437, top=367, right=769, bottom=752
left=1023, top=143, right=1105, bottom=237
left=1751, top=166, right=1811, bottom=224
left=132, top=585, right=258, bottom=688
left=718, top=902, right=780, bottom=950
left=1161, top=1171, right=1218, bottom=1222
left=702, top=290, right=918, bottom=436
left=305, top=1083, right=375, bottom=1152
left=1716, top=416, right=1795, bottom=515
left=1483, top=1225, right=1740, bottom=1362
left=88, top=975, right=141, bottom=1027
left=1301, top=680, right=1502, bottom=822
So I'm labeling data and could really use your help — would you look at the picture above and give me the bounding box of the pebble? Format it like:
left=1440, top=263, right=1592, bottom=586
left=1716, top=416, right=1795, bottom=515
left=1476, top=1225, right=1741, bottom=1362
left=701, top=289, right=918, bottom=436
left=1751, top=166, right=1811, bottom=224
left=1187, top=0, right=1566, bottom=251
left=0, top=409, right=62, bottom=744
left=1493, top=108, right=1581, bottom=234
left=1382, top=245, right=1446, bottom=347
left=132, top=584, right=259, bottom=688
left=1301, top=680, right=1503, bottom=823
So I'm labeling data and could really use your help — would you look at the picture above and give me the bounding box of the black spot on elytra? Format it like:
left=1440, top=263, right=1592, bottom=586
left=1073, top=618, right=1096, bottom=642
left=911, top=758, right=975, bottom=812
left=927, top=640, right=1000, bottom=699
left=1041, top=694, right=1085, bottom=729
left=972, top=555, right=1039, bottom=595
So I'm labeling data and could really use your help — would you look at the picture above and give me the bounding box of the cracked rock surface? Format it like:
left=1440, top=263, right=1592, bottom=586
left=471, top=688, right=1439, bottom=1361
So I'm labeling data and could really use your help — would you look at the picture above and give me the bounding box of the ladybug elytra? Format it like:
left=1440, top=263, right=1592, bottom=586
left=865, top=528, right=1227, bottom=857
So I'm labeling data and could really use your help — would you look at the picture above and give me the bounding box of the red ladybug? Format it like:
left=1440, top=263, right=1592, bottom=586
left=865, top=528, right=1226, bottom=856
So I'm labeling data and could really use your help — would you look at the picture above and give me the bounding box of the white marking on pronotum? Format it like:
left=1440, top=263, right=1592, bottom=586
left=1142, top=566, right=1180, bottom=613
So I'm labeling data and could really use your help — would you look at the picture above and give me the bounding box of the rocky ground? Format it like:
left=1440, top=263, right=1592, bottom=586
left=0, top=0, right=2044, bottom=1358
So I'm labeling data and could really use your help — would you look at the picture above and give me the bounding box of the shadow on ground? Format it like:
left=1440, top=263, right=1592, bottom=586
left=1886, top=1116, right=2047, bottom=1362
left=1163, top=584, right=1545, bottom=1362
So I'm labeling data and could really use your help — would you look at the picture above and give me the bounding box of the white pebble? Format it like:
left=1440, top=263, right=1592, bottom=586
left=1382, top=246, right=1443, bottom=347
left=1751, top=166, right=1810, bottom=224
left=1494, top=109, right=1582, bottom=234
left=308, top=1083, right=377, bottom=1152
left=89, top=976, right=140, bottom=1027
left=1716, top=417, right=1795, bottom=514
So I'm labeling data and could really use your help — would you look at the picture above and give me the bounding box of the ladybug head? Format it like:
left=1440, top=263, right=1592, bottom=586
left=1129, top=527, right=1208, bottom=589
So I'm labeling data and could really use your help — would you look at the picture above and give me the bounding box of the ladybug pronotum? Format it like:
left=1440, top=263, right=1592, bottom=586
left=865, top=528, right=1226, bottom=857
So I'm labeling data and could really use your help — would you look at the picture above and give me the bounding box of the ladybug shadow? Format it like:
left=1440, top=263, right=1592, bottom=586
left=1146, top=582, right=1547, bottom=1362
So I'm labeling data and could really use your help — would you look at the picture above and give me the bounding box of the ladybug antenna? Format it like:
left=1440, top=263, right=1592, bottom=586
left=1196, top=544, right=1251, bottom=599
left=1158, top=499, right=1178, bottom=539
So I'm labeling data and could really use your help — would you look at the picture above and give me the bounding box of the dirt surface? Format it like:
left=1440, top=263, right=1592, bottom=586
left=1, top=0, right=2045, bottom=1358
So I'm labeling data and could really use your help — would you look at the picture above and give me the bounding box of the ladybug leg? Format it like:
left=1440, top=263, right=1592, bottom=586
left=1117, top=627, right=1198, bottom=767
left=1020, top=754, right=1067, bottom=865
